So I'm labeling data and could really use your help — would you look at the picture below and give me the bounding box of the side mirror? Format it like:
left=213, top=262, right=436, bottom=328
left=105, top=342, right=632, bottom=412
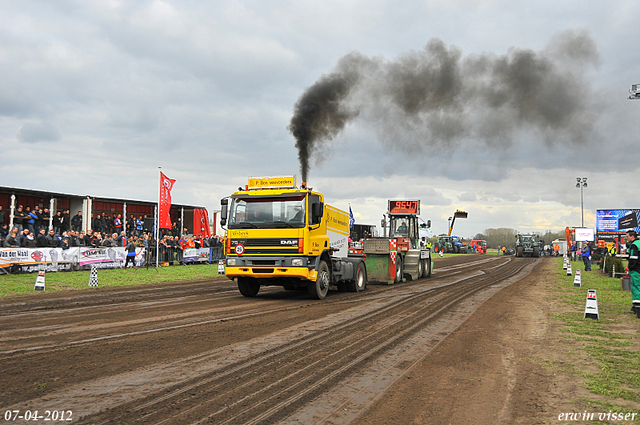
left=311, top=203, right=324, bottom=224
left=427, top=219, right=431, bottom=228
left=220, top=199, right=228, bottom=227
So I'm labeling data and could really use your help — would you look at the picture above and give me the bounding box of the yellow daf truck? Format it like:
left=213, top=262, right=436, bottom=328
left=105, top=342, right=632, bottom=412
left=220, top=176, right=367, bottom=299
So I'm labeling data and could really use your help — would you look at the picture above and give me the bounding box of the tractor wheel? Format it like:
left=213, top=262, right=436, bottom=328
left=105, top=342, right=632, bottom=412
left=394, top=256, right=403, bottom=284
left=417, top=259, right=423, bottom=279
left=308, top=260, right=330, bottom=300
left=426, top=258, right=432, bottom=277
left=347, top=262, right=367, bottom=292
left=238, top=277, right=260, bottom=297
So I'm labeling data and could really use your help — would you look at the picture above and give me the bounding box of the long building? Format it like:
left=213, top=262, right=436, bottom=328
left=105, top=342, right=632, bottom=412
left=0, top=185, right=214, bottom=237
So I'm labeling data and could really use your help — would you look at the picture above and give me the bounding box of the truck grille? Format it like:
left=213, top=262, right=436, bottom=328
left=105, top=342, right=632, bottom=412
left=230, top=238, right=300, bottom=255
left=252, top=268, right=274, bottom=274
left=363, top=239, right=390, bottom=254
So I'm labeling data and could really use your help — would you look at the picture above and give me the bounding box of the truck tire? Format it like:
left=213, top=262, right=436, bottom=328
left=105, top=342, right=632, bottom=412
left=347, top=262, right=367, bottom=292
left=417, top=259, right=423, bottom=279
left=308, top=260, right=330, bottom=300
left=394, top=256, right=403, bottom=284
left=426, top=258, right=432, bottom=277
left=238, top=277, right=260, bottom=297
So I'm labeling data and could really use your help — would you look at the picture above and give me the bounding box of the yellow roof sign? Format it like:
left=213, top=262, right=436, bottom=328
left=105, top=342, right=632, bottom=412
left=247, top=175, right=297, bottom=189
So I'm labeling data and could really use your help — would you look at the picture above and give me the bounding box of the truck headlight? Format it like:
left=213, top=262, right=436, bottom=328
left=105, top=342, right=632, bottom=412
left=227, top=258, right=236, bottom=266
left=291, top=258, right=303, bottom=266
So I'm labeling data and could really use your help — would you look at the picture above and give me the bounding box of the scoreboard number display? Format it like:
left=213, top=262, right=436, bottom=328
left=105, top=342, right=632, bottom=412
left=388, top=200, right=420, bottom=215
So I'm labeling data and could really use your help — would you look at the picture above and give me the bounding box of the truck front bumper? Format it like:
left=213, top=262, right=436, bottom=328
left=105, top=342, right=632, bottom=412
left=224, top=256, right=318, bottom=281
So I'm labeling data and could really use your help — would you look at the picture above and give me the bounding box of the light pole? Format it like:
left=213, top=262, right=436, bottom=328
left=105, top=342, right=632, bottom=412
left=576, top=177, right=587, bottom=228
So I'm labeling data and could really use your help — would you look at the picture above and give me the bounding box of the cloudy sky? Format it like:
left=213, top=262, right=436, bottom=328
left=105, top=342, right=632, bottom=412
left=1, top=0, right=639, bottom=238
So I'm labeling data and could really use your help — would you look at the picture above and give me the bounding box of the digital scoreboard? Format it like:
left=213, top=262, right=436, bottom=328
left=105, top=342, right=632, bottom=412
left=388, top=200, right=420, bottom=215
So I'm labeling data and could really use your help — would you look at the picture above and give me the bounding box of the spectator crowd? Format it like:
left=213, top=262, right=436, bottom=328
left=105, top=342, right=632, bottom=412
left=0, top=204, right=225, bottom=265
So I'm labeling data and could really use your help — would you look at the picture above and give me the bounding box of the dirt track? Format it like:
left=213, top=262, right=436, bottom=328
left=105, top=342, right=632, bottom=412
left=1, top=255, right=557, bottom=424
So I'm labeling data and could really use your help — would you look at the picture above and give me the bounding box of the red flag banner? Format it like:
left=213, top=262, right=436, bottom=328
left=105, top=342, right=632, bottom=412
left=193, top=208, right=211, bottom=237
left=159, top=172, right=176, bottom=229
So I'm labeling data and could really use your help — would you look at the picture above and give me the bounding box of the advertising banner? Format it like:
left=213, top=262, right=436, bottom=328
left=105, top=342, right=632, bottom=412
left=183, top=248, right=210, bottom=264
left=0, top=247, right=146, bottom=274
left=159, top=171, right=176, bottom=229
left=596, top=209, right=640, bottom=233
left=574, top=228, right=595, bottom=242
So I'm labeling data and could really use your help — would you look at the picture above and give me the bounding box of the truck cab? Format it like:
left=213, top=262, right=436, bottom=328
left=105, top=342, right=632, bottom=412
left=221, top=176, right=366, bottom=299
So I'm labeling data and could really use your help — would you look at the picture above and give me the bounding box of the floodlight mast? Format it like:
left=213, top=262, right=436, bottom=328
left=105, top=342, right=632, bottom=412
left=576, top=177, right=587, bottom=228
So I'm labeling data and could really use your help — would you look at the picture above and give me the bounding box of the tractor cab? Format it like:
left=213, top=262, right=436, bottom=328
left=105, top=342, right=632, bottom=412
left=389, top=215, right=419, bottom=248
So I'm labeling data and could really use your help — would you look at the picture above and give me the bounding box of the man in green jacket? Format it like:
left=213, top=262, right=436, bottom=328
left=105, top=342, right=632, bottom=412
left=625, top=230, right=640, bottom=318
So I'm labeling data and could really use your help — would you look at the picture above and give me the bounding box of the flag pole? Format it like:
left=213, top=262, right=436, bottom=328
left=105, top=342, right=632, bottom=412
left=156, top=167, right=161, bottom=268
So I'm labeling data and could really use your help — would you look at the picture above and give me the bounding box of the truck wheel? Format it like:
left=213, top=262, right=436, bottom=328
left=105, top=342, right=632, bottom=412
left=394, top=256, right=403, bottom=284
left=308, top=260, right=330, bottom=300
left=347, top=262, right=367, bottom=292
left=238, top=277, right=260, bottom=297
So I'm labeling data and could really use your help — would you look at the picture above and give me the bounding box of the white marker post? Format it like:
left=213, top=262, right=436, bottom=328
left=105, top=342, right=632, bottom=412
left=573, top=269, right=582, bottom=287
left=566, top=264, right=572, bottom=276
left=34, top=270, right=45, bottom=291
left=584, top=289, right=599, bottom=320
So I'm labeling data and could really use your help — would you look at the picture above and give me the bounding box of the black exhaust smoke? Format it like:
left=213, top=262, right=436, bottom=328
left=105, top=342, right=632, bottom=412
left=288, top=30, right=599, bottom=180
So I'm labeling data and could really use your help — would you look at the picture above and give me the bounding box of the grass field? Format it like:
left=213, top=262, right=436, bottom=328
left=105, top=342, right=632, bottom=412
left=0, top=264, right=223, bottom=298
left=552, top=257, right=640, bottom=421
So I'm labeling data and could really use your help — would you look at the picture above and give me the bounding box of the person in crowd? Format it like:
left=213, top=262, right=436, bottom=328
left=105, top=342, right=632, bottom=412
left=71, top=211, right=83, bottom=232
left=3, top=229, right=19, bottom=247
left=175, top=235, right=184, bottom=264
left=127, top=215, right=135, bottom=235
left=99, top=214, right=107, bottom=234
left=60, top=235, right=70, bottom=250
left=136, top=216, right=143, bottom=235
left=83, top=231, right=92, bottom=246
left=102, top=233, right=115, bottom=247
left=581, top=242, right=592, bottom=271
left=0, top=205, right=4, bottom=228
left=25, top=206, right=36, bottom=234
left=0, top=223, right=8, bottom=241
left=47, top=229, right=60, bottom=247
left=117, top=230, right=127, bottom=247
left=34, top=207, right=44, bottom=233
left=77, top=231, right=87, bottom=246
left=41, top=208, right=50, bottom=232
left=36, top=228, right=49, bottom=247
left=133, top=234, right=144, bottom=248
left=13, top=205, right=25, bottom=233
left=53, top=211, right=63, bottom=234
left=67, top=230, right=78, bottom=248
left=113, top=214, right=122, bottom=235
left=93, top=214, right=103, bottom=234
left=22, top=230, right=37, bottom=247
left=90, top=232, right=102, bottom=247
left=18, top=228, right=30, bottom=247
left=62, top=210, right=70, bottom=232
left=625, top=230, right=640, bottom=317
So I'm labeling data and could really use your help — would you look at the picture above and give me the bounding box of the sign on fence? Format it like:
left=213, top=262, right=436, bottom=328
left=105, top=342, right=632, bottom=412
left=0, top=247, right=145, bottom=274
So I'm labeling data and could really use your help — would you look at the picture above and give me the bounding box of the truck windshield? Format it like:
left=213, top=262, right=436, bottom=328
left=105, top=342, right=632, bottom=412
left=228, top=196, right=306, bottom=229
